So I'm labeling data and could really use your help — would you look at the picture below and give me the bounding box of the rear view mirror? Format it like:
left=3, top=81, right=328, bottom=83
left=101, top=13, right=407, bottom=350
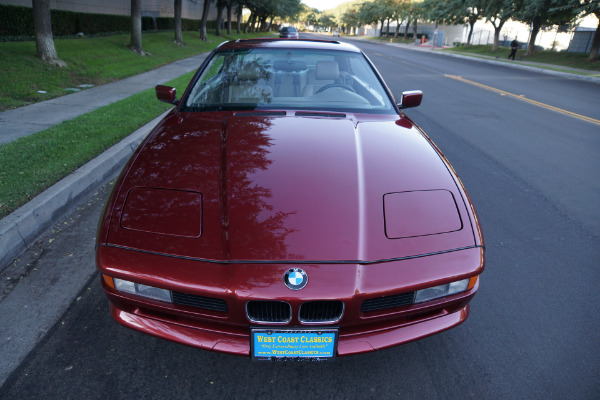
left=155, top=85, right=178, bottom=105
left=398, top=90, right=423, bottom=109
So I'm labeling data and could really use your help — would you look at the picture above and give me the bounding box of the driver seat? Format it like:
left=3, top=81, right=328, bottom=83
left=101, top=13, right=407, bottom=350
left=303, top=61, right=340, bottom=96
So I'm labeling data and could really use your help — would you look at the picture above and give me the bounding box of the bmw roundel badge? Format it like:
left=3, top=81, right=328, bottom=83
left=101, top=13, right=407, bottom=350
left=283, top=268, right=308, bottom=290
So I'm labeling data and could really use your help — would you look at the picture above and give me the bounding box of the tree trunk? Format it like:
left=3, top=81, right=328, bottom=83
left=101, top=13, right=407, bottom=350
left=226, top=1, right=232, bottom=36
left=491, top=20, right=505, bottom=51
left=252, top=14, right=258, bottom=33
left=587, top=17, right=600, bottom=61
left=174, top=0, right=184, bottom=46
left=215, top=2, right=224, bottom=36
left=404, top=20, right=410, bottom=40
left=379, top=20, right=384, bottom=37
left=386, top=19, right=390, bottom=38
left=129, top=0, right=144, bottom=54
left=413, top=19, right=417, bottom=40
left=259, top=15, right=267, bottom=32
left=200, top=0, right=211, bottom=41
left=236, top=4, right=242, bottom=34
left=32, top=0, right=66, bottom=67
left=236, top=4, right=243, bottom=35
left=526, top=17, right=541, bottom=57
left=395, top=19, right=399, bottom=38
left=268, top=16, right=274, bottom=32
left=247, top=12, right=256, bottom=33
left=466, top=21, right=475, bottom=47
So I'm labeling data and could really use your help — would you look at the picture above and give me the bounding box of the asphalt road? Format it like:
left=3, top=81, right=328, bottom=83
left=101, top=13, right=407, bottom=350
left=1, top=37, right=598, bottom=399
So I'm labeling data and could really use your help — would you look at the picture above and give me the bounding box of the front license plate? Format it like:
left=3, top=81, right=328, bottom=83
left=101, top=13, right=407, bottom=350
left=251, top=328, right=338, bottom=361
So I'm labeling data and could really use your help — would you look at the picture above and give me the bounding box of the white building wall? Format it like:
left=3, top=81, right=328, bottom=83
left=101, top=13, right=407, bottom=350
left=462, top=14, right=599, bottom=51
left=466, top=19, right=570, bottom=50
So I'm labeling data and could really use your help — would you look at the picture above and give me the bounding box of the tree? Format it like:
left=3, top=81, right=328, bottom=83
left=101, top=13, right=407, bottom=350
left=399, top=0, right=424, bottom=40
left=243, top=0, right=301, bottom=32
left=200, top=0, right=214, bottom=41
left=559, top=0, right=600, bottom=61
left=422, top=0, right=483, bottom=46
left=342, top=7, right=361, bottom=35
left=390, top=0, right=410, bottom=38
left=215, top=0, right=226, bottom=36
left=129, top=0, right=144, bottom=54
left=319, top=13, right=336, bottom=30
left=462, top=3, right=484, bottom=46
left=298, top=4, right=320, bottom=29
left=245, top=11, right=256, bottom=33
left=236, top=2, right=243, bottom=34
left=276, top=0, right=303, bottom=26
left=226, top=0, right=233, bottom=36
left=515, top=0, right=578, bottom=56
left=358, top=1, right=383, bottom=35
left=174, top=0, right=185, bottom=46
left=410, top=1, right=426, bottom=40
left=381, top=0, right=398, bottom=37
left=32, top=0, right=66, bottom=67
left=482, top=0, right=516, bottom=51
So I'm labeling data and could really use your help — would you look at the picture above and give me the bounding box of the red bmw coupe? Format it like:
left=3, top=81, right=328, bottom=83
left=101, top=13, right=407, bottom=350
left=96, top=39, right=484, bottom=361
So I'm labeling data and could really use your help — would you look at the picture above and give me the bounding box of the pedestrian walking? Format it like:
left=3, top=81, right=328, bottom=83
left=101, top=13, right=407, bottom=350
left=508, top=38, right=518, bottom=60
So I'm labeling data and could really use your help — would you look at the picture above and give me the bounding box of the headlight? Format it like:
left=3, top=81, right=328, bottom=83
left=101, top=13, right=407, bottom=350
left=414, top=277, right=476, bottom=303
left=112, top=277, right=172, bottom=303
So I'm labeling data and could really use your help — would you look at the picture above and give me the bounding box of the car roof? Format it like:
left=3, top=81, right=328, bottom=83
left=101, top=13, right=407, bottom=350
left=215, top=38, right=362, bottom=53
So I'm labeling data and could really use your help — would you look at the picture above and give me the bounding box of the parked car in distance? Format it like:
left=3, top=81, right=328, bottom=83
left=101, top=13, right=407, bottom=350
left=333, top=29, right=339, bottom=37
left=97, top=38, right=485, bottom=361
left=279, top=26, right=299, bottom=39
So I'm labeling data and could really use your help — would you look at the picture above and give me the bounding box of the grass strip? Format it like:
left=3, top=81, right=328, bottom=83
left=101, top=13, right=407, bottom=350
left=0, top=71, right=194, bottom=218
left=442, top=45, right=600, bottom=73
left=0, top=31, right=266, bottom=110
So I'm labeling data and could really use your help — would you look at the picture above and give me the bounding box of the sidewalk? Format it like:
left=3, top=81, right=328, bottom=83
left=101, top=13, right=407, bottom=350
left=0, top=53, right=208, bottom=145
left=0, top=52, right=209, bottom=269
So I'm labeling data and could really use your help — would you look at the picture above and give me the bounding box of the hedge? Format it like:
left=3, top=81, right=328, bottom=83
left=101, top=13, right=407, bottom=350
left=0, top=4, right=208, bottom=40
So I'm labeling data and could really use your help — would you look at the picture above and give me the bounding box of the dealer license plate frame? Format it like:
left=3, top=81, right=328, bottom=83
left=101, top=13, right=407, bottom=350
left=251, top=328, right=338, bottom=362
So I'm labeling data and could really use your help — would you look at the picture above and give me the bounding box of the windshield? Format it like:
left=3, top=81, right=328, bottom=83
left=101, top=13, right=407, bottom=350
left=181, top=48, right=396, bottom=114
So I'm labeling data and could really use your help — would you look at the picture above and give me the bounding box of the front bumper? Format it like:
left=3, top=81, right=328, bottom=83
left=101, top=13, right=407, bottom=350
left=98, top=244, right=482, bottom=356
left=107, top=288, right=471, bottom=356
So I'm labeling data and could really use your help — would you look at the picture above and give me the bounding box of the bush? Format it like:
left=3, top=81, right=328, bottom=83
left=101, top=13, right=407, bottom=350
left=0, top=4, right=205, bottom=40
left=0, top=5, right=35, bottom=37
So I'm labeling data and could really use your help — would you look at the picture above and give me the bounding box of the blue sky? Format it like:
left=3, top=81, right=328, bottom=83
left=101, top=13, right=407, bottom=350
left=301, top=0, right=348, bottom=11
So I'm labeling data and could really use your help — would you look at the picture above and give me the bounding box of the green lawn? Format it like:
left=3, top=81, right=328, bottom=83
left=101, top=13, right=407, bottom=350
left=0, top=72, right=194, bottom=218
left=443, top=45, right=600, bottom=73
left=363, top=36, right=600, bottom=74
left=0, top=30, right=265, bottom=110
left=0, top=29, right=266, bottom=218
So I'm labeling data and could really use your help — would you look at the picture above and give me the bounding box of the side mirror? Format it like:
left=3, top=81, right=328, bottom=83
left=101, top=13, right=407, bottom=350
left=398, top=90, right=423, bottom=109
left=155, top=85, right=178, bottom=105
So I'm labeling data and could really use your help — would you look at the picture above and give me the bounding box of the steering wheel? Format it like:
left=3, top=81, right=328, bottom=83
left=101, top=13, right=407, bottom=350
left=315, top=83, right=356, bottom=94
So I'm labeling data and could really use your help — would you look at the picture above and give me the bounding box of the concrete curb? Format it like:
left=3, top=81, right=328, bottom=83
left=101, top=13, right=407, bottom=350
left=432, top=50, right=600, bottom=84
left=381, top=41, right=600, bottom=85
left=0, top=111, right=169, bottom=271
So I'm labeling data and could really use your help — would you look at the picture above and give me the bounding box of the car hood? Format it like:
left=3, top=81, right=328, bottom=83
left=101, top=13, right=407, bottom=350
left=104, top=112, right=477, bottom=263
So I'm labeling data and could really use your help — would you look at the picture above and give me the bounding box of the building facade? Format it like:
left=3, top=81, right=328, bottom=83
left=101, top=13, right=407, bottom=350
left=0, top=0, right=216, bottom=20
